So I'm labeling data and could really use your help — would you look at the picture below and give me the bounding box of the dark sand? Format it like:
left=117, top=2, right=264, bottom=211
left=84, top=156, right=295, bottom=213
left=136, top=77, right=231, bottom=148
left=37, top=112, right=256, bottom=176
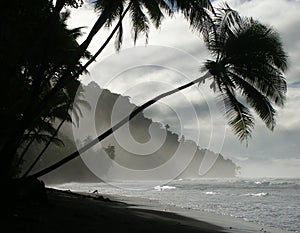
left=7, top=188, right=291, bottom=233
left=7, top=188, right=224, bottom=233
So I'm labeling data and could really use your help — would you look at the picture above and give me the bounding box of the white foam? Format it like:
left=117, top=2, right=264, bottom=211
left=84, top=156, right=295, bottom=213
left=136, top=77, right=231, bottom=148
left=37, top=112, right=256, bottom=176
left=246, top=192, right=269, bottom=197
left=205, top=191, right=217, bottom=195
left=154, top=185, right=176, bottom=191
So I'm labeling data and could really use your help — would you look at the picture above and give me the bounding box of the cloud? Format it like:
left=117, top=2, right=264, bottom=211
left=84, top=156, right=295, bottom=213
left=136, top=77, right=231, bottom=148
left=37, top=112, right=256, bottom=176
left=272, top=158, right=300, bottom=166
left=223, top=0, right=300, bottom=83
left=289, top=81, right=300, bottom=87
left=68, top=0, right=300, bottom=177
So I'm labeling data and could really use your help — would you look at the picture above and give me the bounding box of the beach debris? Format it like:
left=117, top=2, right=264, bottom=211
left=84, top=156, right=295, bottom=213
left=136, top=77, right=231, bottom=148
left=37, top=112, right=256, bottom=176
left=92, top=190, right=98, bottom=194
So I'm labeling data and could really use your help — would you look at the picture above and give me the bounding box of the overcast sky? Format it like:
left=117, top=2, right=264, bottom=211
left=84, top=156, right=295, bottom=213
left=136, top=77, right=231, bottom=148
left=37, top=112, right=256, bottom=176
left=68, top=0, right=300, bottom=178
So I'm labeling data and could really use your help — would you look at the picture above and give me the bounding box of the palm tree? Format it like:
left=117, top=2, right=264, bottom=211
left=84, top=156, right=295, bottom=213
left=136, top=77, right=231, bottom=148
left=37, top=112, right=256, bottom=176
left=201, top=4, right=287, bottom=141
left=0, top=0, right=215, bottom=179
left=29, top=5, right=287, bottom=179
left=21, top=80, right=90, bottom=177
left=38, top=0, right=215, bottom=105
left=0, top=2, right=90, bottom=179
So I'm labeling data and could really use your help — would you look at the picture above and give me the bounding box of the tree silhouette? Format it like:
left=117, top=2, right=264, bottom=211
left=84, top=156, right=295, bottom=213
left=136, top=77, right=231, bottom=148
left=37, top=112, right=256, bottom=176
left=29, top=6, right=287, bottom=179
left=21, top=79, right=90, bottom=177
left=0, top=0, right=90, bottom=178
left=0, top=0, right=215, bottom=180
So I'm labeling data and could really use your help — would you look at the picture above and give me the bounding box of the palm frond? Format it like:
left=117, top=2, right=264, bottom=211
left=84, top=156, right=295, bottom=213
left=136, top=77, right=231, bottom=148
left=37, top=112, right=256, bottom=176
left=140, top=0, right=166, bottom=28
left=221, top=87, right=254, bottom=142
left=216, top=3, right=242, bottom=37
left=130, top=0, right=150, bottom=44
left=239, top=63, right=287, bottom=107
left=115, top=14, right=124, bottom=51
left=229, top=71, right=276, bottom=130
left=94, top=0, right=125, bottom=27
left=33, top=120, right=57, bottom=135
left=221, top=18, right=287, bottom=107
left=164, top=0, right=214, bottom=38
left=155, top=0, right=174, bottom=16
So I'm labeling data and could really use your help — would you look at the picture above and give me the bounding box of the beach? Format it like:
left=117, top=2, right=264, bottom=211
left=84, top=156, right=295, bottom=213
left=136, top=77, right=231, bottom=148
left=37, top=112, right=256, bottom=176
left=7, top=187, right=292, bottom=233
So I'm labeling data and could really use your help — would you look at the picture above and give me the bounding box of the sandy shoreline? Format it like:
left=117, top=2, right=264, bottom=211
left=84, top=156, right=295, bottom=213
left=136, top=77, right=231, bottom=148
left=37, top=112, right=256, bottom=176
left=7, top=188, right=291, bottom=233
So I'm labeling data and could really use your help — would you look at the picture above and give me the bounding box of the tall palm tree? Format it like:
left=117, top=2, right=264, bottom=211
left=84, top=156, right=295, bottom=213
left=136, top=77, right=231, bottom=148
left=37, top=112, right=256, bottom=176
left=0, top=0, right=215, bottom=180
left=29, top=5, right=287, bottom=179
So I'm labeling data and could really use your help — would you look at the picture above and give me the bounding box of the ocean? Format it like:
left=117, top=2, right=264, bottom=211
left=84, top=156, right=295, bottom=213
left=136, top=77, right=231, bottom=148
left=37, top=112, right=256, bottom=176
left=52, top=178, right=300, bottom=232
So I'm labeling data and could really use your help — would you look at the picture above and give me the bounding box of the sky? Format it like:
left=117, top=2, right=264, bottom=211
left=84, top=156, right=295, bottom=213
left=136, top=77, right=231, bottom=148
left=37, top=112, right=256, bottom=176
left=68, top=0, right=300, bottom=178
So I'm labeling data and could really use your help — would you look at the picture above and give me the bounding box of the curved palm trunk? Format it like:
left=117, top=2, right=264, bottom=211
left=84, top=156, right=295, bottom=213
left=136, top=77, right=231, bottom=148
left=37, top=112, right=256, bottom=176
left=29, top=72, right=211, bottom=179
left=22, top=118, right=67, bottom=178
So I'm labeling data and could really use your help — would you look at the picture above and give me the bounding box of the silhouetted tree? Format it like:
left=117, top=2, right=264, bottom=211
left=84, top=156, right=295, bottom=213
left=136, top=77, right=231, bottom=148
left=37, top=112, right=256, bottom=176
left=30, top=5, right=287, bottom=179
left=1, top=0, right=215, bottom=180
left=21, top=79, right=90, bottom=177
left=0, top=0, right=90, bottom=178
left=104, top=145, right=116, bottom=160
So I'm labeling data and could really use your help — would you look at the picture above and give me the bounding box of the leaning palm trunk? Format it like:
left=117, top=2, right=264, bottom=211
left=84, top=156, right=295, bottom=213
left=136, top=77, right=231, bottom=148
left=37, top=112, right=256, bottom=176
left=29, top=72, right=211, bottom=179
left=22, top=118, right=67, bottom=178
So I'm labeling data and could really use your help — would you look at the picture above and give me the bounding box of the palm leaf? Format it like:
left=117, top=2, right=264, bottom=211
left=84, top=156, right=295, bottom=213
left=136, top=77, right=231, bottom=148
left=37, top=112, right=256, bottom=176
left=222, top=19, right=287, bottom=107
left=115, top=17, right=123, bottom=51
left=140, top=0, right=166, bottom=28
left=94, top=0, right=125, bottom=27
left=130, top=0, right=150, bottom=44
left=228, top=71, right=276, bottom=130
left=221, top=87, right=254, bottom=142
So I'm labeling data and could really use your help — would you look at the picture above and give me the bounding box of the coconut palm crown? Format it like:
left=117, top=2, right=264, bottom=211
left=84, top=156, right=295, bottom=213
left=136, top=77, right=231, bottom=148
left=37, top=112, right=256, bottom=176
left=93, top=0, right=214, bottom=50
left=201, top=4, right=288, bottom=142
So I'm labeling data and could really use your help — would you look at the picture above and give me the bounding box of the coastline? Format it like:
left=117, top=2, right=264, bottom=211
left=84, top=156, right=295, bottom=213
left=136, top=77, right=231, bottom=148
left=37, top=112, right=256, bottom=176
left=8, top=187, right=292, bottom=233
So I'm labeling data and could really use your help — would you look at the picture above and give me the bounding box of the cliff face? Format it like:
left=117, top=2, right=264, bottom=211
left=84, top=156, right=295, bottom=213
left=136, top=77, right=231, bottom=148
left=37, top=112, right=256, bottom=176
left=23, top=82, right=238, bottom=183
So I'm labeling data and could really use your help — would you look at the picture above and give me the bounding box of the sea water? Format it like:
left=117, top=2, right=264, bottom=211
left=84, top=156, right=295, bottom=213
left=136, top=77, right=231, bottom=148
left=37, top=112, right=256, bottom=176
left=52, top=178, right=300, bottom=232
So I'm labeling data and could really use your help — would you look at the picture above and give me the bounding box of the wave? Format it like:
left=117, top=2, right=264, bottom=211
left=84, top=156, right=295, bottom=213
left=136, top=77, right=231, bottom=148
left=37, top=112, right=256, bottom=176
left=245, top=192, right=269, bottom=197
left=254, top=181, right=270, bottom=185
left=204, top=191, right=217, bottom=195
left=154, top=185, right=176, bottom=191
